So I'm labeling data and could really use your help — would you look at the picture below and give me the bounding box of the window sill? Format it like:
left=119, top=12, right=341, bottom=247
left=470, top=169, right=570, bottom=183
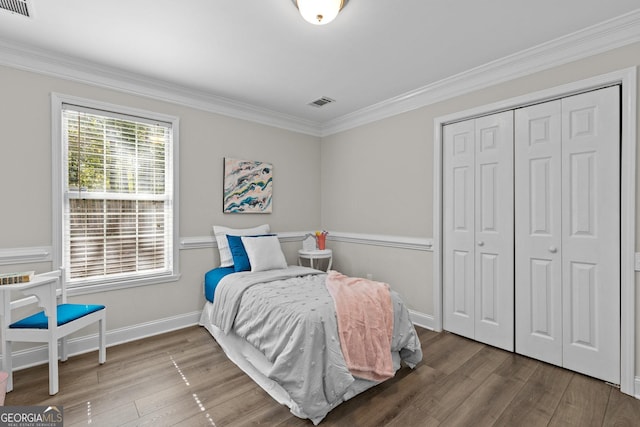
left=66, top=273, right=181, bottom=296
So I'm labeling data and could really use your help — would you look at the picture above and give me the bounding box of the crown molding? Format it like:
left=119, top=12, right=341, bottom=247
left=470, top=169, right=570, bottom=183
left=0, top=9, right=638, bottom=138
left=320, top=8, right=640, bottom=136
left=0, top=39, right=323, bottom=137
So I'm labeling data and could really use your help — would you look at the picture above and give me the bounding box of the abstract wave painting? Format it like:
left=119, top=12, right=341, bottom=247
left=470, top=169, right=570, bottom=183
left=223, top=158, right=273, bottom=213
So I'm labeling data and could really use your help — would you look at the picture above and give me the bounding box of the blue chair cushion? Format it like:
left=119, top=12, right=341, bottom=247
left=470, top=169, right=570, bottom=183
left=9, top=303, right=105, bottom=329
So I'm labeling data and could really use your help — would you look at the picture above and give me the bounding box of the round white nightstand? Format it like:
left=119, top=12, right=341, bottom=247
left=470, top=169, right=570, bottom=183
left=298, top=249, right=333, bottom=272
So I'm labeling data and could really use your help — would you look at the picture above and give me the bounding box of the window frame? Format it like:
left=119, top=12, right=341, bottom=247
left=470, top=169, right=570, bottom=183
left=51, top=93, right=180, bottom=295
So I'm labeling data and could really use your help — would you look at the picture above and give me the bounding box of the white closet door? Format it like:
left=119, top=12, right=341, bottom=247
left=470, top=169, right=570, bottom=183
left=561, top=87, right=620, bottom=383
left=515, top=86, right=620, bottom=383
left=473, top=112, right=514, bottom=351
left=443, top=119, right=475, bottom=339
left=443, top=112, right=514, bottom=351
left=515, top=100, right=563, bottom=365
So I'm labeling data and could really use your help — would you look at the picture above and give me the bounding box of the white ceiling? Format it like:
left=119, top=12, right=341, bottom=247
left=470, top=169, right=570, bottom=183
left=0, top=0, right=639, bottom=131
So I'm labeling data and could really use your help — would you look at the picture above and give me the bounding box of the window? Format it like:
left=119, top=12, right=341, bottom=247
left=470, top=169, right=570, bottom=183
left=52, top=94, right=179, bottom=292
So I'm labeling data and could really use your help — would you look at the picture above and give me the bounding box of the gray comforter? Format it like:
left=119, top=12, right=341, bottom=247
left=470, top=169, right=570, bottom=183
left=210, top=266, right=422, bottom=421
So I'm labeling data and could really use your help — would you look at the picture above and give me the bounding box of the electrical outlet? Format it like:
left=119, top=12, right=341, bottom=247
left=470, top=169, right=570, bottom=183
left=366, top=273, right=373, bottom=280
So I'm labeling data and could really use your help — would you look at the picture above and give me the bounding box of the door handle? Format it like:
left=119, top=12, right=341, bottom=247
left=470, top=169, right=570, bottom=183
left=477, top=241, right=484, bottom=247
left=549, top=246, right=558, bottom=253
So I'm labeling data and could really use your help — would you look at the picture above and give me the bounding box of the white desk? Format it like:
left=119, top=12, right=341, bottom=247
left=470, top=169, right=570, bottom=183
left=0, top=273, right=59, bottom=394
left=298, top=249, right=333, bottom=272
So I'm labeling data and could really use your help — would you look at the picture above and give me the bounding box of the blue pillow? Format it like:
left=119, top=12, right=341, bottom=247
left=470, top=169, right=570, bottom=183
left=227, top=235, right=251, bottom=272
left=226, top=234, right=276, bottom=272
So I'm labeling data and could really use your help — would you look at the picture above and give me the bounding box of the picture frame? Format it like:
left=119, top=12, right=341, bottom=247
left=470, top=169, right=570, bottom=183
left=223, top=158, right=273, bottom=213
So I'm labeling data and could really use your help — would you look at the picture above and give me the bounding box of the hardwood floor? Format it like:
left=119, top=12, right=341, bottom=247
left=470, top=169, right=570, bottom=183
left=5, top=326, right=640, bottom=426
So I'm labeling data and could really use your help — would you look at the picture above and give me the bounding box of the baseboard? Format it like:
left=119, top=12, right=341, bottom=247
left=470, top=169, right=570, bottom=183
left=409, top=310, right=435, bottom=331
left=5, top=310, right=202, bottom=371
left=8, top=309, right=435, bottom=372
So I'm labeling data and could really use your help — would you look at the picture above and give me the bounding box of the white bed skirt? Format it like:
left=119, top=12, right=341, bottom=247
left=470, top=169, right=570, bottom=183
left=199, top=301, right=386, bottom=424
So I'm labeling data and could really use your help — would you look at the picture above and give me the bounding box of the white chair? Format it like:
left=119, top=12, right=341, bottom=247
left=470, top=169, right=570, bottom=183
left=2, top=269, right=106, bottom=395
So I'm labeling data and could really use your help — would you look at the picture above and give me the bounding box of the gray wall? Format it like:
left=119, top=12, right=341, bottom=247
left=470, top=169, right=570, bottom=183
left=320, top=41, right=640, bottom=368
left=2, top=41, right=640, bottom=375
left=0, top=64, right=321, bottom=336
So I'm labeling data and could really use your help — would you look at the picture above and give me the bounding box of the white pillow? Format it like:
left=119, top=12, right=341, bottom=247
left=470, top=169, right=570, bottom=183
left=213, top=224, right=270, bottom=267
left=241, top=235, right=288, bottom=272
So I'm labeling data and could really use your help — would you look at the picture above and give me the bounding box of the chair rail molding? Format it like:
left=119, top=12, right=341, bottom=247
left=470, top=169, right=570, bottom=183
left=328, top=232, right=433, bottom=251
left=180, top=231, right=433, bottom=252
left=0, top=246, right=52, bottom=266
left=180, top=231, right=308, bottom=250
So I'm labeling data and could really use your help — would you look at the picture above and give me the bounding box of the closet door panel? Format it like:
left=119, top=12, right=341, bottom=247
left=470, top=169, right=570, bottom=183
left=443, top=120, right=475, bottom=339
left=561, top=86, right=620, bottom=383
left=515, top=101, right=563, bottom=365
left=473, top=111, right=514, bottom=351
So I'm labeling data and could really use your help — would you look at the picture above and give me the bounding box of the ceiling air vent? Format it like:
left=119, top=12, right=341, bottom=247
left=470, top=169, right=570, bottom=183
left=308, top=96, right=335, bottom=108
left=0, top=0, right=31, bottom=17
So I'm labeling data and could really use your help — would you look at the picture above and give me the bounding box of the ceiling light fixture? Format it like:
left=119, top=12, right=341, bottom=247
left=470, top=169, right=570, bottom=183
left=293, top=0, right=348, bottom=26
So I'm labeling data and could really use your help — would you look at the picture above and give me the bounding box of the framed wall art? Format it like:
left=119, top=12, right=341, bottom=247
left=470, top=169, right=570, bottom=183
left=223, top=158, right=273, bottom=213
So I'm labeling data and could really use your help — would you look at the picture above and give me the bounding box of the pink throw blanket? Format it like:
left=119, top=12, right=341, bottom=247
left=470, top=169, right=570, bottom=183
left=325, top=270, right=394, bottom=382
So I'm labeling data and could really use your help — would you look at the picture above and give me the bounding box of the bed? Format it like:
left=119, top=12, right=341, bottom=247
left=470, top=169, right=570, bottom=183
left=198, top=226, right=422, bottom=424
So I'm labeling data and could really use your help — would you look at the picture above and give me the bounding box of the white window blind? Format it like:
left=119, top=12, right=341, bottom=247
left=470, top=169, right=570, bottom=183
left=61, top=103, right=175, bottom=287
